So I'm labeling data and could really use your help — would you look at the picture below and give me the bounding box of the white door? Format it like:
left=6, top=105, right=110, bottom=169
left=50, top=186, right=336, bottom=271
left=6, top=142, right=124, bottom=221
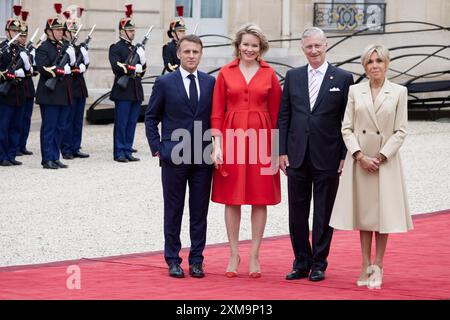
left=176, top=0, right=228, bottom=41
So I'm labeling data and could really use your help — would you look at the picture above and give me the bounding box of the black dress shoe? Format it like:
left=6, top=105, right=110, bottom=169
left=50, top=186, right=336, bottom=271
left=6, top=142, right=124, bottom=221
left=114, top=156, right=128, bottom=163
left=73, top=151, right=90, bottom=158
left=168, top=263, right=185, bottom=278
left=16, top=151, right=24, bottom=157
left=0, top=160, right=13, bottom=167
left=42, top=161, right=59, bottom=169
left=63, top=154, right=74, bottom=160
left=189, top=264, right=205, bottom=278
left=54, top=160, right=69, bottom=169
left=131, top=148, right=138, bottom=153
left=286, top=269, right=310, bottom=280
left=126, top=155, right=140, bottom=162
left=9, top=159, right=23, bottom=166
left=309, top=270, right=326, bottom=282
left=21, top=149, right=33, bottom=156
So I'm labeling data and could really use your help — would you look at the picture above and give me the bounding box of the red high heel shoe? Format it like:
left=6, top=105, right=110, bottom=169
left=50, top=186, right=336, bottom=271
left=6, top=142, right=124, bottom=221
left=249, top=271, right=261, bottom=279
left=225, top=255, right=240, bottom=278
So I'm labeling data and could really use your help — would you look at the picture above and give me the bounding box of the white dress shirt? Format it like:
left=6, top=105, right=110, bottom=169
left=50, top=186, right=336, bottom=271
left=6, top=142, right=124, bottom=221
left=179, top=66, right=201, bottom=100
left=308, top=61, right=329, bottom=95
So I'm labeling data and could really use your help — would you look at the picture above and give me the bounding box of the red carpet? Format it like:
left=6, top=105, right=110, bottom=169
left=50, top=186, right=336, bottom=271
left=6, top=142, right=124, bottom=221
left=0, top=210, right=449, bottom=300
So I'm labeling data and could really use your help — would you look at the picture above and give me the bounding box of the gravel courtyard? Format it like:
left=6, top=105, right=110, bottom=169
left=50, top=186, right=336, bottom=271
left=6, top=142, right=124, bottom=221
left=1, top=119, right=449, bottom=267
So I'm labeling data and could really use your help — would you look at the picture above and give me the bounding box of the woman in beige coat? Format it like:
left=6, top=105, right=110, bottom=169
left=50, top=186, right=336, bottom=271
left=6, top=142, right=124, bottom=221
left=330, top=44, right=413, bottom=289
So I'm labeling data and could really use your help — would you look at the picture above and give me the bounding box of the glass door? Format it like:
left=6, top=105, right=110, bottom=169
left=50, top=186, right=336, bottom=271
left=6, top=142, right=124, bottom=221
left=176, top=0, right=228, bottom=40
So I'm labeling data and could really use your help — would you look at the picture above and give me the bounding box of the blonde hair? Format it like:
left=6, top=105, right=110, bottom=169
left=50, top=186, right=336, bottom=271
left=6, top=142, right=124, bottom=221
left=232, top=23, right=269, bottom=58
left=361, top=44, right=390, bottom=67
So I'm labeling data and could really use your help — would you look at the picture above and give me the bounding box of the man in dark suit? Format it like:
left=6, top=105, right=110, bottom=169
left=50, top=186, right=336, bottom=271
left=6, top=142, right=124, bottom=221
left=278, top=27, right=354, bottom=282
left=145, top=35, right=216, bottom=279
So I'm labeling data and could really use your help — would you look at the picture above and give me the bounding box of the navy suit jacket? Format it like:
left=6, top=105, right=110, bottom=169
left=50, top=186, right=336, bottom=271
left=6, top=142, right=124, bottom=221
left=145, top=68, right=216, bottom=166
left=278, top=63, right=354, bottom=170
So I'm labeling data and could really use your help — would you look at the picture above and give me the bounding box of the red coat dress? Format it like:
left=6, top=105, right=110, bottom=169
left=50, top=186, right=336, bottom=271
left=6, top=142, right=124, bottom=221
left=211, top=59, right=282, bottom=205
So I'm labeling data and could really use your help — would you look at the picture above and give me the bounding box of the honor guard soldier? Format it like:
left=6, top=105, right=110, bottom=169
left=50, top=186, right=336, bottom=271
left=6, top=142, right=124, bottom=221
left=61, top=7, right=90, bottom=160
left=109, top=4, right=146, bottom=163
left=35, top=3, right=77, bottom=169
left=0, top=5, right=30, bottom=167
left=162, top=6, right=186, bottom=74
left=17, top=9, right=38, bottom=157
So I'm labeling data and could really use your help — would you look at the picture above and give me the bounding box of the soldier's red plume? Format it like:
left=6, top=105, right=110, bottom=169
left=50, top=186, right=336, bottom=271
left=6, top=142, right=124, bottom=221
left=13, top=5, right=22, bottom=17
left=54, top=3, right=62, bottom=14
left=125, top=4, right=133, bottom=18
left=176, top=6, right=184, bottom=17
left=63, top=11, right=71, bottom=19
left=21, top=11, right=29, bottom=22
left=78, top=7, right=85, bottom=18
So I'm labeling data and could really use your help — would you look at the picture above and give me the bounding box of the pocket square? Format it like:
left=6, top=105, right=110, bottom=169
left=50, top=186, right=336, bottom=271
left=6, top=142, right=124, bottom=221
left=329, top=87, right=341, bottom=92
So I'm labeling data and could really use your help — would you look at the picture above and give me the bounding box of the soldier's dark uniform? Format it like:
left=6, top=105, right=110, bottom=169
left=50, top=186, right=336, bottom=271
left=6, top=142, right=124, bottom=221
left=0, top=10, right=26, bottom=166
left=109, top=5, right=146, bottom=162
left=162, top=17, right=186, bottom=74
left=35, top=11, right=73, bottom=169
left=61, top=16, right=90, bottom=160
left=18, top=10, right=38, bottom=156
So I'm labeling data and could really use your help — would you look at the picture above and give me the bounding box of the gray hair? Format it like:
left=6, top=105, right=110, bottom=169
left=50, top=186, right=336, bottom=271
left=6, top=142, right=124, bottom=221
left=361, top=44, right=390, bottom=67
left=301, top=27, right=327, bottom=47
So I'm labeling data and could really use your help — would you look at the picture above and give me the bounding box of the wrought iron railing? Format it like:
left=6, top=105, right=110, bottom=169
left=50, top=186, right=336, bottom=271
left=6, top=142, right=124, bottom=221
left=313, top=2, right=386, bottom=33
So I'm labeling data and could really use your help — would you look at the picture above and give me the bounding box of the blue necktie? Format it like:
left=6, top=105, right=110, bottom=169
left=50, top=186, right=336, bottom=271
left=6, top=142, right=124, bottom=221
left=187, top=74, right=198, bottom=111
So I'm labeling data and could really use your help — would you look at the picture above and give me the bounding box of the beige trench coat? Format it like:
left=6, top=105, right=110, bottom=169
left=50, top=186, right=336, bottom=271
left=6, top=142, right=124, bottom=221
left=330, top=79, right=413, bottom=233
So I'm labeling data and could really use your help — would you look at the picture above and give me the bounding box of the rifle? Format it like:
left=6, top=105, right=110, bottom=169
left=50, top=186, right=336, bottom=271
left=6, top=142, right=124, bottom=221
left=0, top=33, right=21, bottom=55
left=44, top=24, right=82, bottom=91
left=117, top=26, right=153, bottom=89
left=25, top=28, right=39, bottom=51
left=75, top=24, right=96, bottom=67
left=0, top=33, right=33, bottom=95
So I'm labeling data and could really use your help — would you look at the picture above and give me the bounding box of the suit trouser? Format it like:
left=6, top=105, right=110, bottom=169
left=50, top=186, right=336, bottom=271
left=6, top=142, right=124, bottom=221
left=0, top=103, right=23, bottom=161
left=113, top=100, right=141, bottom=159
left=61, top=97, right=86, bottom=156
left=39, top=104, right=70, bottom=163
left=19, top=98, right=34, bottom=152
left=287, top=148, right=340, bottom=272
left=162, top=164, right=213, bottom=266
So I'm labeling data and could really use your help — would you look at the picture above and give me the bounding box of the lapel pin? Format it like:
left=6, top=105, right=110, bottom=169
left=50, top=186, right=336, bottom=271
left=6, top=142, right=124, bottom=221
left=330, top=76, right=334, bottom=80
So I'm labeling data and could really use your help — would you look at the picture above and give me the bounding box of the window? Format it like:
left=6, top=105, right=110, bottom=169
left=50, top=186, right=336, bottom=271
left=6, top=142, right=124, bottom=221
left=176, top=0, right=193, bottom=18
left=0, top=0, right=14, bottom=39
left=201, top=0, right=223, bottom=19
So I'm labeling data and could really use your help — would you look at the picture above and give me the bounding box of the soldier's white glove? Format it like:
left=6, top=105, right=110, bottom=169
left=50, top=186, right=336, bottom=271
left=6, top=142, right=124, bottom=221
left=79, top=63, right=86, bottom=74
left=135, top=64, right=143, bottom=74
left=14, top=68, right=25, bottom=78
left=64, top=64, right=72, bottom=75
left=19, top=51, right=32, bottom=71
left=66, top=45, right=76, bottom=66
left=136, top=46, right=146, bottom=65
left=80, top=46, right=89, bottom=65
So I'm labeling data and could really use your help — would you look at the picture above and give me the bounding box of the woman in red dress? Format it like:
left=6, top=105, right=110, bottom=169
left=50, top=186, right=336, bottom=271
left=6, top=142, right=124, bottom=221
left=211, top=24, right=282, bottom=278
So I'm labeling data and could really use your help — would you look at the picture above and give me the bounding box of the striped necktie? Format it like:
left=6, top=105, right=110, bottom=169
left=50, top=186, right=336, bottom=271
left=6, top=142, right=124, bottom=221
left=309, top=69, right=319, bottom=110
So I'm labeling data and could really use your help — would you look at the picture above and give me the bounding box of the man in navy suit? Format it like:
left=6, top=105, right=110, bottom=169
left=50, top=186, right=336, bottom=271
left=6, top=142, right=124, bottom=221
left=278, top=27, right=354, bottom=282
left=145, top=35, right=216, bottom=279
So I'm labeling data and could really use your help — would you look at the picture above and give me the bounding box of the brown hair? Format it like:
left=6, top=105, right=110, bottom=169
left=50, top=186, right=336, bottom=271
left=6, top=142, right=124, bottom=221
left=176, top=34, right=203, bottom=51
left=232, top=24, right=269, bottom=58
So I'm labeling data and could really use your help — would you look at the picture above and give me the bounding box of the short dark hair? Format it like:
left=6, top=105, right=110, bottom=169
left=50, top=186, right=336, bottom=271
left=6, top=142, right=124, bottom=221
left=176, top=34, right=203, bottom=51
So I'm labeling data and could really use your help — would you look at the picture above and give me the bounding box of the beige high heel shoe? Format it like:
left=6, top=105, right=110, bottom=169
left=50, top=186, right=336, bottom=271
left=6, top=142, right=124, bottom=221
left=356, top=266, right=373, bottom=287
left=367, top=265, right=383, bottom=289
